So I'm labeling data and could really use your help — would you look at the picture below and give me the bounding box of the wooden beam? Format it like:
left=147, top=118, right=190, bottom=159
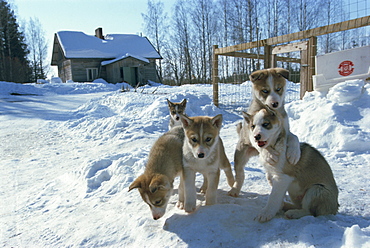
left=212, top=45, right=219, bottom=107
left=215, top=16, right=370, bottom=55
left=222, top=51, right=301, bottom=63
left=272, top=41, right=308, bottom=54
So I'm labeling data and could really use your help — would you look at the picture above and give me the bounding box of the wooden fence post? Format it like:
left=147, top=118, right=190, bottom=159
left=212, top=45, right=219, bottom=107
left=300, top=37, right=317, bottom=99
left=264, top=45, right=272, bottom=68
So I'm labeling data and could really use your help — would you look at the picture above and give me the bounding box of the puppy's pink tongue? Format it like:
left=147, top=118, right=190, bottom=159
left=258, top=141, right=267, bottom=147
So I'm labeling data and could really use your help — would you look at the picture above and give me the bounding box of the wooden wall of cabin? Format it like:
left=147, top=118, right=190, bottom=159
left=104, top=57, right=159, bottom=85
left=70, top=59, right=106, bottom=82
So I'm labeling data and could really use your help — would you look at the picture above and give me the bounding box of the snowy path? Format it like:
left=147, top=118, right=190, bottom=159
left=1, top=93, right=108, bottom=246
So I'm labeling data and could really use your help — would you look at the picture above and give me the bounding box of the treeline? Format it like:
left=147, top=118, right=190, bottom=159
left=143, top=0, right=368, bottom=85
left=0, top=0, right=48, bottom=83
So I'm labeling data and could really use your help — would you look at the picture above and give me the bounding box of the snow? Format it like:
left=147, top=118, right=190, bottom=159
left=101, top=53, right=150, bottom=66
left=1, top=79, right=369, bottom=247
left=56, top=31, right=161, bottom=59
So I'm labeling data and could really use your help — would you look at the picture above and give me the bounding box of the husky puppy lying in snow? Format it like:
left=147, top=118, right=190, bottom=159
left=243, top=107, right=339, bottom=222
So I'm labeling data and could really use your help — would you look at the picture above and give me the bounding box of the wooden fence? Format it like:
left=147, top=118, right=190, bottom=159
left=212, top=16, right=370, bottom=106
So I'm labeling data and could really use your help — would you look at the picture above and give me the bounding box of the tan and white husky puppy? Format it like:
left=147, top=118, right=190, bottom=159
left=128, top=126, right=185, bottom=220
left=179, top=114, right=235, bottom=213
left=167, top=99, right=187, bottom=130
left=243, top=107, right=339, bottom=222
left=229, top=68, right=301, bottom=197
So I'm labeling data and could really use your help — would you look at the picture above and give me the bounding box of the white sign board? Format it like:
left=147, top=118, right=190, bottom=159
left=313, top=45, right=370, bottom=93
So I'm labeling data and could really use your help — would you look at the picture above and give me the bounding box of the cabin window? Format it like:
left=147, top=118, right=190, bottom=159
left=86, top=68, right=98, bottom=81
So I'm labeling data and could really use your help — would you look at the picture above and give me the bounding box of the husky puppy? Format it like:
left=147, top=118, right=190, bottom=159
left=229, top=68, right=301, bottom=197
left=128, top=126, right=185, bottom=220
left=243, top=108, right=339, bottom=222
left=167, top=99, right=187, bottom=130
left=179, top=114, right=235, bottom=213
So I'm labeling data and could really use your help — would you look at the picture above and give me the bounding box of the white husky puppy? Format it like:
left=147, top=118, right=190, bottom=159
left=229, top=68, right=301, bottom=197
left=179, top=114, right=234, bottom=213
left=243, top=107, right=339, bottom=222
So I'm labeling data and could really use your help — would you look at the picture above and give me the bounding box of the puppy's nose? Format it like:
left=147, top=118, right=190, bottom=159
left=153, top=215, right=160, bottom=220
left=176, top=116, right=180, bottom=121
left=272, top=102, right=279, bottom=108
left=255, top=134, right=261, bottom=141
left=198, top=153, right=205, bottom=158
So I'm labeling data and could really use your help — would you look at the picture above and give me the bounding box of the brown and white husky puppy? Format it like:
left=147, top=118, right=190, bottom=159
left=128, top=126, right=185, bottom=220
left=243, top=107, right=339, bottom=222
left=229, top=68, right=301, bottom=197
left=179, top=114, right=235, bottom=213
left=167, top=99, right=187, bottom=130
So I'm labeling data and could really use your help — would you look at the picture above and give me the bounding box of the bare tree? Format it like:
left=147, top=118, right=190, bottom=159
left=142, top=0, right=168, bottom=81
left=26, top=17, right=48, bottom=82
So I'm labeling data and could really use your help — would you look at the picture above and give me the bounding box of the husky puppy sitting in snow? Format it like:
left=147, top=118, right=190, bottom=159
left=243, top=107, right=339, bottom=222
left=167, top=99, right=187, bottom=130
left=128, top=126, right=185, bottom=220
left=229, top=68, right=301, bottom=197
left=179, top=114, right=235, bottom=213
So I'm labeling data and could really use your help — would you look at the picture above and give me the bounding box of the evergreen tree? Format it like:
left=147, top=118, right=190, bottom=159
left=0, top=0, right=31, bottom=82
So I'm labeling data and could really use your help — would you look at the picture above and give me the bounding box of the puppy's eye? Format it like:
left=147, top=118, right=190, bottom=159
left=262, top=122, right=270, bottom=128
left=262, top=89, right=269, bottom=94
left=205, top=137, right=212, bottom=142
left=191, top=137, right=197, bottom=143
left=154, top=200, right=162, bottom=205
left=251, top=125, right=255, bottom=130
left=172, top=111, right=176, bottom=114
left=276, top=87, right=282, bottom=92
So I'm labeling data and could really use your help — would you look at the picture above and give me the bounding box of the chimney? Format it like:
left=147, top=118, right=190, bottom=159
left=95, top=27, right=104, bottom=39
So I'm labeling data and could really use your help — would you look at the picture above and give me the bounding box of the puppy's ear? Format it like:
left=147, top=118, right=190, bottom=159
left=275, top=68, right=289, bottom=80
left=128, top=175, right=145, bottom=192
left=250, top=71, right=264, bottom=82
left=180, top=99, right=187, bottom=107
left=180, top=114, right=193, bottom=128
left=211, top=114, right=223, bottom=129
left=149, top=175, right=170, bottom=193
left=242, top=111, right=252, bottom=124
left=167, top=99, right=173, bottom=108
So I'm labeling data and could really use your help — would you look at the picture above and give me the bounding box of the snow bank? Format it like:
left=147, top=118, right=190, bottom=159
left=287, top=80, right=370, bottom=152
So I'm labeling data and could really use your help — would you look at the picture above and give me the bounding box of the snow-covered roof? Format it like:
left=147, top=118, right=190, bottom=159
left=56, top=31, right=161, bottom=60
left=101, top=53, right=149, bottom=66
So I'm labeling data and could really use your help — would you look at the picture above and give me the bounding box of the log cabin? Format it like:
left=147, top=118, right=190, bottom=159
left=51, top=28, right=162, bottom=86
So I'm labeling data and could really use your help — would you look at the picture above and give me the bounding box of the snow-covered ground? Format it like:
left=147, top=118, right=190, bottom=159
left=1, top=79, right=369, bottom=247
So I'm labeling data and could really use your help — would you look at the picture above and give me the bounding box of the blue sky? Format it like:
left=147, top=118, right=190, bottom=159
left=12, top=0, right=173, bottom=76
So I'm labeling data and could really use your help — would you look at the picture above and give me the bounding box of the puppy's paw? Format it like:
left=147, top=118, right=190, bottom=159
left=177, top=201, right=184, bottom=210
left=199, top=185, right=207, bottom=194
left=255, top=208, right=276, bottom=223
left=285, top=209, right=310, bottom=219
left=264, top=147, right=279, bottom=165
left=287, top=145, right=301, bottom=165
left=184, top=202, right=196, bottom=213
left=227, top=188, right=240, bottom=197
